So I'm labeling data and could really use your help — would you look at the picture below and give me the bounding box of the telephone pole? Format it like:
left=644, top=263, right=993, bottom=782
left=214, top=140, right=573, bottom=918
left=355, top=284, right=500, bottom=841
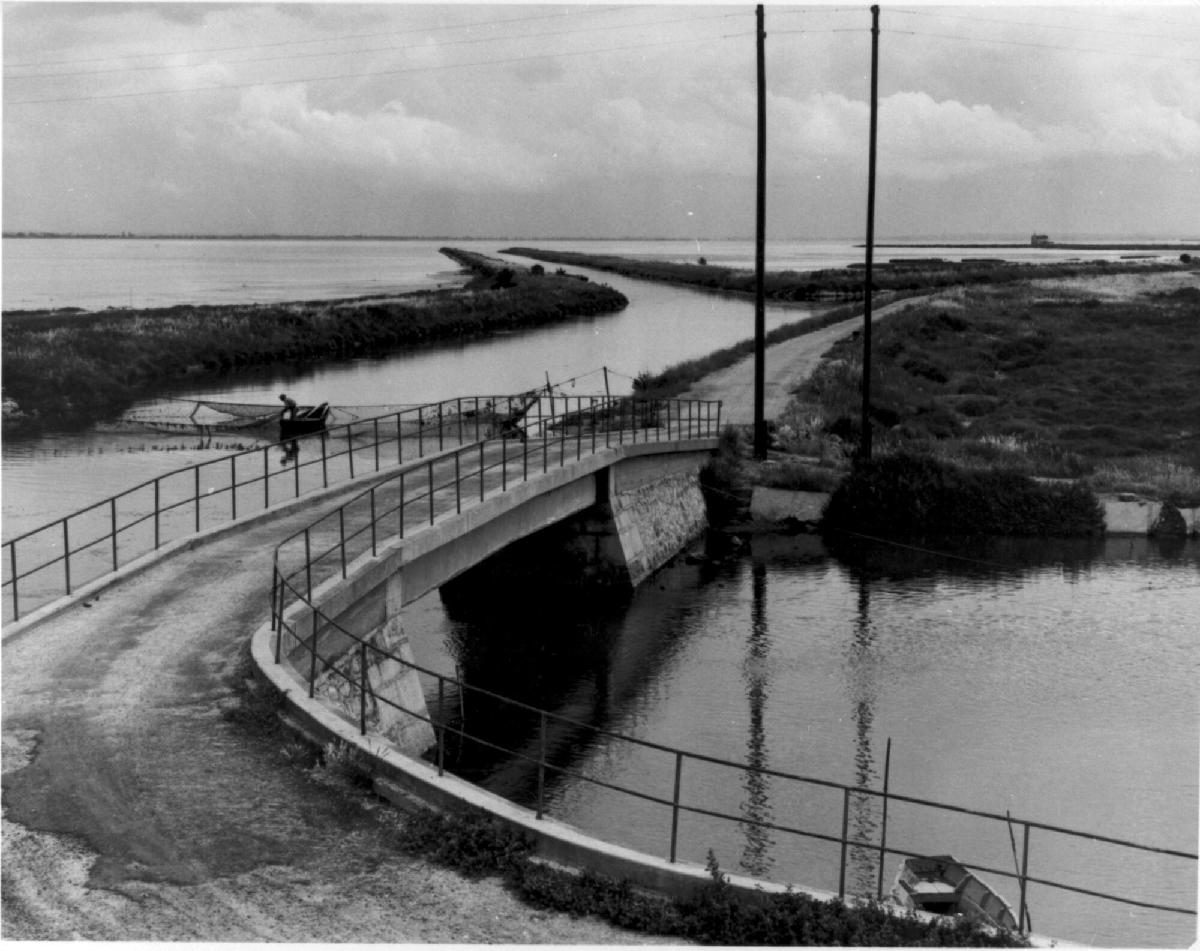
left=860, top=4, right=880, bottom=461
left=753, top=3, right=768, bottom=459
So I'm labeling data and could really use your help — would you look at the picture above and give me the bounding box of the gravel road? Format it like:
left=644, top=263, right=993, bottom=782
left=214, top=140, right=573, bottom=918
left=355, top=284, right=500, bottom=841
left=0, top=496, right=671, bottom=942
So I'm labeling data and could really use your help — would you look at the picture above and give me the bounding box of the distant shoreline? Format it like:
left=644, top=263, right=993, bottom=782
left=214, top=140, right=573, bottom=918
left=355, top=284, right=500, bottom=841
left=867, top=242, right=1200, bottom=252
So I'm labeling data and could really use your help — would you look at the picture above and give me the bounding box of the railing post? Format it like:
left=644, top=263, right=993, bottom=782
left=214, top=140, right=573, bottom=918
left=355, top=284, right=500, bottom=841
left=428, top=460, right=435, bottom=525
left=370, top=487, right=377, bottom=557
left=374, top=419, right=380, bottom=472
left=474, top=396, right=481, bottom=442
left=308, top=608, right=319, bottom=698
left=397, top=411, right=404, bottom=464
left=1019, top=823, right=1031, bottom=933
left=542, top=423, right=548, bottom=473
left=230, top=456, right=237, bottom=519
left=418, top=407, right=424, bottom=458
left=293, top=447, right=300, bottom=497
left=304, top=529, right=313, bottom=599
left=437, top=677, right=446, bottom=777
left=399, top=471, right=406, bottom=538
left=338, top=508, right=347, bottom=578
left=263, top=446, right=270, bottom=509
left=438, top=403, right=444, bottom=452
left=479, top=443, right=485, bottom=501
left=669, top=752, right=683, bottom=863
left=194, top=465, right=201, bottom=533
left=457, top=397, right=463, bottom=445
left=876, top=737, right=892, bottom=900
left=271, top=550, right=280, bottom=633
left=110, top=498, right=119, bottom=572
left=501, top=432, right=507, bottom=491
left=454, top=452, right=462, bottom=514
left=523, top=433, right=528, bottom=482
left=536, top=710, right=547, bottom=820
left=9, top=545, right=19, bottom=622
left=359, top=640, right=368, bottom=735
left=591, top=398, right=597, bottom=455
left=839, top=787, right=851, bottom=898
left=347, top=424, right=356, bottom=479
left=63, top=520, right=72, bottom=595
left=154, top=479, right=161, bottom=549
left=320, top=434, right=329, bottom=488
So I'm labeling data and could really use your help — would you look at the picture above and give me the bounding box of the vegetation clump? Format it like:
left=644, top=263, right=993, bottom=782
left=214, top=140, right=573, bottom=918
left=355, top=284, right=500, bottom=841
left=821, top=453, right=1104, bottom=537
left=1, top=256, right=627, bottom=433
left=384, top=809, right=1027, bottom=947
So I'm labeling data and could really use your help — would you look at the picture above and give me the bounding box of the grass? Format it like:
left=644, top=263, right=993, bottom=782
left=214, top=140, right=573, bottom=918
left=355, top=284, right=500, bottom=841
left=1, top=255, right=628, bottom=433
left=784, top=278, right=1200, bottom=504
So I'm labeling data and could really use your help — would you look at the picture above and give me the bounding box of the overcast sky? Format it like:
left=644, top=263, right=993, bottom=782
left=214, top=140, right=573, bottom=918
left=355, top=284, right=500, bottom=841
left=3, top=2, right=1198, bottom=240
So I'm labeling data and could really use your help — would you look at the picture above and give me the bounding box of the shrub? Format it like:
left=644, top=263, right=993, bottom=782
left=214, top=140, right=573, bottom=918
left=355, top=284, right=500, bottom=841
left=821, top=453, right=1104, bottom=537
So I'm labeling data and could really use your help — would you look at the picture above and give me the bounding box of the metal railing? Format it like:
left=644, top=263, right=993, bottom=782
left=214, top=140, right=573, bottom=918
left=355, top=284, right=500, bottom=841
left=3, top=393, right=718, bottom=624
left=272, top=588, right=1198, bottom=935
left=269, top=396, right=722, bottom=621
left=266, top=392, right=1197, bottom=937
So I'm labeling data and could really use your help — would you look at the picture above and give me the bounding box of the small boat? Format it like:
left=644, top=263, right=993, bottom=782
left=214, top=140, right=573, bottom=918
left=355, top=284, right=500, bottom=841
left=281, top=402, right=330, bottom=438
left=891, top=855, right=1018, bottom=931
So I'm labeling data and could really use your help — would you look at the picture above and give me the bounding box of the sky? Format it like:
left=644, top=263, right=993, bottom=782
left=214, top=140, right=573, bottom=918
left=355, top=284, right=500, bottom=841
left=3, top=2, right=1199, bottom=240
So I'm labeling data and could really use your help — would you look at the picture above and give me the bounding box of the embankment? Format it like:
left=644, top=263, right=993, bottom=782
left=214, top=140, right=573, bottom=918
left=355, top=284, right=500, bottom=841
left=1, top=249, right=627, bottom=434
left=502, top=246, right=1191, bottom=303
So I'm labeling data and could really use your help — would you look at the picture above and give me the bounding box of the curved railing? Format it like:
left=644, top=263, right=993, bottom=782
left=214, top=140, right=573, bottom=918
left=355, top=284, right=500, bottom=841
left=272, top=588, right=1198, bottom=937
left=266, top=399, right=1196, bottom=940
left=3, top=393, right=716, bottom=624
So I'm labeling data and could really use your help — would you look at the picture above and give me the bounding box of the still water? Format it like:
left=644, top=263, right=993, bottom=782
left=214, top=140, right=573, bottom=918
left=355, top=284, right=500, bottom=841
left=404, top=533, right=1199, bottom=949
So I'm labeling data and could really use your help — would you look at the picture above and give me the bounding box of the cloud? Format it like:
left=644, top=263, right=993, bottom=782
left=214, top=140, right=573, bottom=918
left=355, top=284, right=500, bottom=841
left=225, top=84, right=554, bottom=191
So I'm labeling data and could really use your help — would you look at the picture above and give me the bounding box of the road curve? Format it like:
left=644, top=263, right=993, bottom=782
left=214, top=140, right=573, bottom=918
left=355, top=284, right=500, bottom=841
left=0, top=490, right=669, bottom=942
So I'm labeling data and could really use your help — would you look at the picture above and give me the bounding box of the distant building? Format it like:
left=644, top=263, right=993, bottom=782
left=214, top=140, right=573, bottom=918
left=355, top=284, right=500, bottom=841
left=1030, top=234, right=1052, bottom=247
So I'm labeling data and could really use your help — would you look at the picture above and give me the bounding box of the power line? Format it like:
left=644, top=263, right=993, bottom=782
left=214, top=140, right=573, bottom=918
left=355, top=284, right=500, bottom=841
left=7, top=32, right=740, bottom=107
left=889, top=27, right=1200, bottom=64
left=2, top=6, right=634, bottom=71
left=889, top=6, right=1199, bottom=44
left=7, top=10, right=742, bottom=83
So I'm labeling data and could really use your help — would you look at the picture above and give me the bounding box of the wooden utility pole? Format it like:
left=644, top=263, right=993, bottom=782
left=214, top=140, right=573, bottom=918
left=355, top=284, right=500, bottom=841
left=754, top=3, right=768, bottom=459
left=860, top=4, right=880, bottom=461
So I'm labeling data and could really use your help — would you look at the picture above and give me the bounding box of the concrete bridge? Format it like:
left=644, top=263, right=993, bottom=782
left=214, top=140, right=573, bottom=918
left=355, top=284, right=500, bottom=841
left=265, top=407, right=720, bottom=757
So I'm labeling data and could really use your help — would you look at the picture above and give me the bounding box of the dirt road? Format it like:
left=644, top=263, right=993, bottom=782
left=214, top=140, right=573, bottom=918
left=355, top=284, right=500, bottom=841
left=678, top=297, right=919, bottom=423
left=0, top=494, right=673, bottom=942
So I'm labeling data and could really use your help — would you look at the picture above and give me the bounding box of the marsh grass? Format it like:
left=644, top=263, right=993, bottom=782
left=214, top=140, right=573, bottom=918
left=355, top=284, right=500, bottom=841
left=2, top=271, right=628, bottom=432
left=792, top=281, right=1200, bottom=497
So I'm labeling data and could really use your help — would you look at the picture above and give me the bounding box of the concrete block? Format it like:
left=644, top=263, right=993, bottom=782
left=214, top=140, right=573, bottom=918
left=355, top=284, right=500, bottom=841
left=750, top=487, right=830, bottom=523
left=1101, top=496, right=1161, bottom=535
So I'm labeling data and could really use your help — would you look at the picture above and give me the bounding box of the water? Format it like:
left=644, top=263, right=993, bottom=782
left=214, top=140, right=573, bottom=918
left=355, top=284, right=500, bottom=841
left=405, top=534, right=1200, bottom=948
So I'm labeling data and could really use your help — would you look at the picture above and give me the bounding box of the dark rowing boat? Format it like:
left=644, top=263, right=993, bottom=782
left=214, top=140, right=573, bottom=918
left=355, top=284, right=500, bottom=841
left=281, top=402, right=330, bottom=439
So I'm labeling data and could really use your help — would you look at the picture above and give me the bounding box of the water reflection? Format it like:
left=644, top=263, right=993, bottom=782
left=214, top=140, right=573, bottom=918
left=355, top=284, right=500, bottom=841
left=399, top=533, right=1198, bottom=948
left=738, top=561, right=774, bottom=877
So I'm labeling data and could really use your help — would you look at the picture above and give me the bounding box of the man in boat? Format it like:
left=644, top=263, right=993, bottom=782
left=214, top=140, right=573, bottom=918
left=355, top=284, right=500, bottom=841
left=278, top=393, right=298, bottom=420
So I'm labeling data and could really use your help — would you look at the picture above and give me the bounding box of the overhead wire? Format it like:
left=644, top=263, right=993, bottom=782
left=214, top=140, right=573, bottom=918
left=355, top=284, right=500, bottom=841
left=6, top=9, right=743, bottom=82
left=2, top=5, right=636, bottom=70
